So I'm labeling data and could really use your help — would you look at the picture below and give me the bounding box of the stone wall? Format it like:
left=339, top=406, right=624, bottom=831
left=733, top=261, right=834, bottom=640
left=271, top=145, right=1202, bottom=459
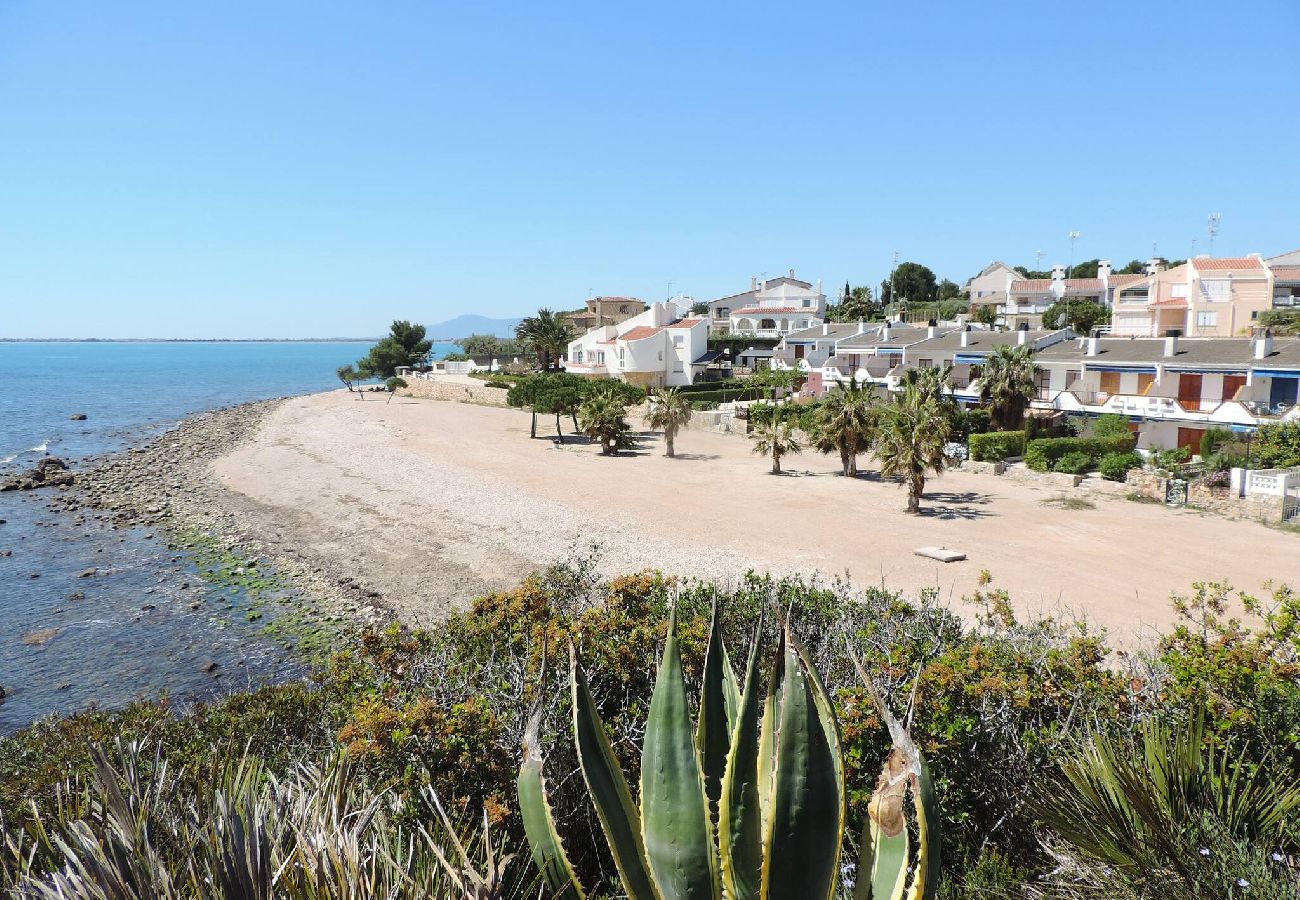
left=399, top=377, right=510, bottom=407
left=1126, top=470, right=1286, bottom=521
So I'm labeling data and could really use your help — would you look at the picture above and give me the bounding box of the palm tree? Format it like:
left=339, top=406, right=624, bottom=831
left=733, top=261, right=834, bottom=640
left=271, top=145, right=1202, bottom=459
left=811, top=379, right=877, bottom=476
left=749, top=414, right=803, bottom=475
left=514, top=309, right=572, bottom=373
left=898, top=364, right=956, bottom=410
left=578, top=384, right=632, bottom=455
left=645, top=387, right=693, bottom=457
left=875, top=393, right=951, bottom=513
left=979, top=344, right=1036, bottom=431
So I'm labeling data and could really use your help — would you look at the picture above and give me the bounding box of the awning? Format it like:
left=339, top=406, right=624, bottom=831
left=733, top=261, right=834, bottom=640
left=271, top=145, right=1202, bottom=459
left=1254, top=369, right=1300, bottom=379
left=1084, top=364, right=1158, bottom=374
left=1165, top=367, right=1248, bottom=375
left=953, top=353, right=987, bottom=365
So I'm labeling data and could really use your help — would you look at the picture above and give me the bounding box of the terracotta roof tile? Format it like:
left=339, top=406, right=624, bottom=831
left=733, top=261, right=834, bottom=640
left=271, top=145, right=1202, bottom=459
left=1271, top=266, right=1300, bottom=282
left=1107, top=274, right=1146, bottom=286
left=1192, top=257, right=1264, bottom=271
left=619, top=325, right=664, bottom=342
left=667, top=318, right=704, bottom=328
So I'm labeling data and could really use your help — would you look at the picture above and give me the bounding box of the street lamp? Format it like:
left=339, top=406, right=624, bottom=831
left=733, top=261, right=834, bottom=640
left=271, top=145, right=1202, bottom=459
left=1066, top=231, right=1081, bottom=332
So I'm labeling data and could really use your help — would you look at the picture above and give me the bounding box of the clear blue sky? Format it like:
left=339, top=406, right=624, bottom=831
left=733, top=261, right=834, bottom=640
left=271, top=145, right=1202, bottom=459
left=2, top=2, right=1297, bottom=339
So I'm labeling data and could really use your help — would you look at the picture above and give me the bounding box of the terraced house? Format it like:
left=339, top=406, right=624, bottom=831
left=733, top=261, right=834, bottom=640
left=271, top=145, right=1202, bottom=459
left=1109, top=255, right=1275, bottom=337
left=969, top=260, right=1145, bottom=329
left=1032, top=333, right=1300, bottom=451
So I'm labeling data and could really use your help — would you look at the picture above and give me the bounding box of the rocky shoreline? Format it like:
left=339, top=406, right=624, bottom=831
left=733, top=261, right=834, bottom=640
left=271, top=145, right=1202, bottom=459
left=41, top=397, right=388, bottom=641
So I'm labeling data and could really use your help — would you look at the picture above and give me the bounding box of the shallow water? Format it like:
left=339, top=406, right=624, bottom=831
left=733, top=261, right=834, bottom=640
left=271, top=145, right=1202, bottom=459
left=0, top=340, right=456, bottom=733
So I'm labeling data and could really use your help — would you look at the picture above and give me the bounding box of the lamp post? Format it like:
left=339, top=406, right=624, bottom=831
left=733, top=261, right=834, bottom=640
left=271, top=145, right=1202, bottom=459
left=1066, top=230, right=1081, bottom=331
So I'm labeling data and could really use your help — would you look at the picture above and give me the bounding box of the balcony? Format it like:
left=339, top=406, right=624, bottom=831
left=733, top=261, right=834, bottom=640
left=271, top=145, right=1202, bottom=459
left=566, top=359, right=608, bottom=373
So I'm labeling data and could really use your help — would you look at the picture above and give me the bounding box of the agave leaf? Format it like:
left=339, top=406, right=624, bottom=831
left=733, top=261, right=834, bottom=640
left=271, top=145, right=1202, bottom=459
left=517, top=708, right=585, bottom=900
left=905, top=752, right=941, bottom=900
left=762, top=628, right=843, bottom=900
left=641, top=608, right=720, bottom=900
left=697, top=598, right=736, bottom=816
left=868, top=749, right=911, bottom=900
left=722, top=644, right=742, bottom=734
left=756, top=628, right=786, bottom=833
left=719, top=614, right=765, bottom=900
left=570, top=646, right=658, bottom=900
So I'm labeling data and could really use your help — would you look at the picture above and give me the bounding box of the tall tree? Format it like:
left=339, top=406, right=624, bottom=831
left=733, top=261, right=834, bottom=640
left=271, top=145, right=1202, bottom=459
left=811, top=379, right=877, bottom=476
left=515, top=309, right=572, bottom=372
left=936, top=278, right=962, bottom=302
left=890, top=262, right=939, bottom=304
left=645, top=387, right=693, bottom=458
left=826, top=285, right=881, bottom=323
left=978, top=344, right=1037, bottom=431
left=356, top=321, right=433, bottom=379
left=336, top=364, right=362, bottom=396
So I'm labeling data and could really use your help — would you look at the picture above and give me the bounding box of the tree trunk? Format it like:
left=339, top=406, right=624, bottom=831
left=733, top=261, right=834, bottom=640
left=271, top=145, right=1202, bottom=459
left=771, top=445, right=781, bottom=475
left=840, top=446, right=850, bottom=476
left=907, top=474, right=925, bottom=513
left=386, top=390, right=394, bottom=404
left=530, top=410, right=537, bottom=439
left=571, top=411, right=579, bottom=432
left=555, top=413, right=563, bottom=442
left=666, top=429, right=675, bottom=458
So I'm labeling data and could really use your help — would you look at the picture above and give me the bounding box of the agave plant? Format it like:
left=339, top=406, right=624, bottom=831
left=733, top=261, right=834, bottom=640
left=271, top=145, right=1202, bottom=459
left=517, top=604, right=943, bottom=900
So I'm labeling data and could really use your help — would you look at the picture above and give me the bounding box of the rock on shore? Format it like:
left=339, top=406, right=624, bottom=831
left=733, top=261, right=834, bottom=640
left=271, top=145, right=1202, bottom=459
left=1, top=457, right=75, bottom=492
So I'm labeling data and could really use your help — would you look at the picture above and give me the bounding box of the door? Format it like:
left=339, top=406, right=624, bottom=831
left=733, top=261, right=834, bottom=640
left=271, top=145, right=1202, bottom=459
left=1178, top=374, right=1203, bottom=411
left=1099, top=371, right=1121, bottom=397
left=1136, top=373, right=1155, bottom=396
left=1221, top=375, right=1246, bottom=404
left=1271, top=376, right=1300, bottom=411
left=1176, top=427, right=1203, bottom=453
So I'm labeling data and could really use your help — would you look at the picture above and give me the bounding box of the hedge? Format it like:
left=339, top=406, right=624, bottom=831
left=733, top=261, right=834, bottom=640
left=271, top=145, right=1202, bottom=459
left=1024, top=434, right=1137, bottom=472
left=969, top=430, right=1025, bottom=462
left=679, top=387, right=768, bottom=404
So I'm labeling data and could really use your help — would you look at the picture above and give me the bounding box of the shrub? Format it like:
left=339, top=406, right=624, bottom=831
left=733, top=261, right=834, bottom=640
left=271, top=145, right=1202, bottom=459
left=969, top=430, right=1025, bottom=462
left=1155, top=446, right=1191, bottom=470
left=1252, top=422, right=1300, bottom=468
left=1024, top=435, right=1137, bottom=471
left=1099, top=451, right=1142, bottom=481
left=1053, top=451, right=1092, bottom=474
left=951, top=407, right=992, bottom=442
left=1092, top=413, right=1133, bottom=438
left=1200, top=427, right=1233, bottom=458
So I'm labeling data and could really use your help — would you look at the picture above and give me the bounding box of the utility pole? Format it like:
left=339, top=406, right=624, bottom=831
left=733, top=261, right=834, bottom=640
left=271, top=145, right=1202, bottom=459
left=1207, top=213, right=1221, bottom=257
left=1035, top=249, right=1044, bottom=274
left=1066, top=231, right=1081, bottom=333
left=889, top=250, right=899, bottom=318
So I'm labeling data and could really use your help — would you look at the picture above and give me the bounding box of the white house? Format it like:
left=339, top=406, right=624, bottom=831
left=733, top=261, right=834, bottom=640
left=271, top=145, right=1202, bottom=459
left=565, top=302, right=709, bottom=388
left=707, top=270, right=827, bottom=337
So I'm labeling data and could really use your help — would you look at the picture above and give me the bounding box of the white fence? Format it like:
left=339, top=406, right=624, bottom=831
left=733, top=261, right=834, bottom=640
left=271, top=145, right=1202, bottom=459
left=1239, top=467, right=1300, bottom=497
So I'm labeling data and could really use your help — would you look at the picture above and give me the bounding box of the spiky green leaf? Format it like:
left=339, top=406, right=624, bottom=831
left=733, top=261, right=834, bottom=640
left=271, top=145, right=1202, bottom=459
left=641, top=608, right=720, bottom=900
left=517, top=709, right=585, bottom=900
left=697, top=599, right=735, bottom=816
left=569, top=647, right=658, bottom=900
left=719, top=618, right=765, bottom=900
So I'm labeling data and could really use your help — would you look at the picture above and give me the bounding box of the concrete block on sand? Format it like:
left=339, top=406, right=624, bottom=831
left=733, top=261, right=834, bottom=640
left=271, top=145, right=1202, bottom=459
left=914, top=546, right=966, bottom=563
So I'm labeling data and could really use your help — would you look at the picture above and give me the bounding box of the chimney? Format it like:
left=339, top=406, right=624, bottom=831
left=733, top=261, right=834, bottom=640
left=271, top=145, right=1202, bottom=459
left=1086, top=336, right=1100, bottom=356
left=1163, top=335, right=1179, bottom=357
left=1146, top=258, right=1165, bottom=275
left=1255, top=329, right=1274, bottom=360
left=751, top=275, right=757, bottom=290
left=1017, top=322, right=1030, bottom=345
left=1098, top=259, right=1112, bottom=281
left=822, top=322, right=829, bottom=336
left=788, top=268, right=795, bottom=279
left=881, top=324, right=892, bottom=341
left=960, top=325, right=971, bottom=348
left=927, top=325, right=938, bottom=339
left=857, top=318, right=865, bottom=335
left=1051, top=264, right=1066, bottom=284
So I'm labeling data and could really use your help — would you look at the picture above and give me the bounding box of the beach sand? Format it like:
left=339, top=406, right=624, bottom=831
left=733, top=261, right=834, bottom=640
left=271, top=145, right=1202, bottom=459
left=212, top=389, right=1300, bottom=636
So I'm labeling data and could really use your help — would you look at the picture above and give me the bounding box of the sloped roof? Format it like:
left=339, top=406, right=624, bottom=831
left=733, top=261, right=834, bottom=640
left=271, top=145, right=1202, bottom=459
left=905, top=329, right=1065, bottom=354
left=1107, top=274, right=1147, bottom=287
left=667, top=318, right=704, bottom=329
left=1035, top=337, right=1300, bottom=369
left=782, top=322, right=866, bottom=342
left=619, top=326, right=664, bottom=342
left=731, top=306, right=813, bottom=315
left=1270, top=266, right=1300, bottom=283
left=1191, top=257, right=1265, bottom=271
left=1009, top=278, right=1104, bottom=294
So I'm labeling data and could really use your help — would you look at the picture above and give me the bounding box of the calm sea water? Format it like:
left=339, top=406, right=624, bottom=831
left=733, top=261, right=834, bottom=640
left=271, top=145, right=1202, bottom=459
left=0, top=341, right=456, bottom=733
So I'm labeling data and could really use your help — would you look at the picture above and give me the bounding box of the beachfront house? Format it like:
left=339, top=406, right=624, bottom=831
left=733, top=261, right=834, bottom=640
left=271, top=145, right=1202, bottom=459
left=815, top=323, right=953, bottom=394
left=565, top=302, right=709, bottom=388
left=563, top=296, right=648, bottom=334
left=707, top=270, right=827, bottom=337
left=1030, top=333, right=1300, bottom=451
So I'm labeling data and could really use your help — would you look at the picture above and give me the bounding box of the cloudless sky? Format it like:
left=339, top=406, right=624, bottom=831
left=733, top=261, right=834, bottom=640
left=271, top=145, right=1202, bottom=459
left=2, top=1, right=1297, bottom=339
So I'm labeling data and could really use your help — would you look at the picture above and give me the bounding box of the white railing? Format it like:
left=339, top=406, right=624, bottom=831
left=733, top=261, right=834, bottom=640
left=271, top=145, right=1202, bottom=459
left=1245, top=468, right=1300, bottom=497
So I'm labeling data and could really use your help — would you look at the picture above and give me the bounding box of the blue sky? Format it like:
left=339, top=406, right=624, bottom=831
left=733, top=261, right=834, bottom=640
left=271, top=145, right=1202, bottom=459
left=2, top=2, right=1297, bottom=339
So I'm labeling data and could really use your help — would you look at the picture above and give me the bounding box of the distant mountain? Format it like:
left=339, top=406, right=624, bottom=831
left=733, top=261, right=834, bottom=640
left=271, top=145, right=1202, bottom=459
left=425, top=314, right=523, bottom=341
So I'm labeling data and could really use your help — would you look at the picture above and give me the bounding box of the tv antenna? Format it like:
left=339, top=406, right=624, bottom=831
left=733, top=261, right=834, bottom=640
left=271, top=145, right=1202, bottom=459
left=1035, top=250, right=1044, bottom=272
left=1207, top=213, right=1221, bottom=256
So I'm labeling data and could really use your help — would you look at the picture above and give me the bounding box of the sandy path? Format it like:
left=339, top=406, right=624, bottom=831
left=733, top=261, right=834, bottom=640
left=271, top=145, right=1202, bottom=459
left=212, top=390, right=1299, bottom=635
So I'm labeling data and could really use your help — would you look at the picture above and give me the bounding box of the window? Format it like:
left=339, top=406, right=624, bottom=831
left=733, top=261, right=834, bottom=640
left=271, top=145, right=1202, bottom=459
left=672, top=362, right=683, bottom=373
left=717, top=307, right=730, bottom=319
left=1196, top=311, right=1218, bottom=328
left=1035, top=369, right=1051, bottom=398
left=1200, top=279, right=1230, bottom=301
left=1171, top=284, right=1188, bottom=298
left=918, top=358, right=934, bottom=369
left=618, top=348, right=625, bottom=367
left=673, top=335, right=684, bottom=347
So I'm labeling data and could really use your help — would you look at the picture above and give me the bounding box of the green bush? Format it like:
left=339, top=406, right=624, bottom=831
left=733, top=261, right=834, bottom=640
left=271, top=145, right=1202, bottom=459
left=678, top=386, right=767, bottom=405
left=951, top=407, right=992, bottom=442
left=1024, top=435, right=1137, bottom=472
left=1053, top=451, right=1092, bottom=474
left=1155, top=447, right=1191, bottom=470
left=1092, top=413, right=1133, bottom=438
left=1252, top=422, right=1300, bottom=468
left=1099, top=451, right=1142, bottom=481
left=1200, top=427, right=1233, bottom=458
left=969, top=430, right=1025, bottom=462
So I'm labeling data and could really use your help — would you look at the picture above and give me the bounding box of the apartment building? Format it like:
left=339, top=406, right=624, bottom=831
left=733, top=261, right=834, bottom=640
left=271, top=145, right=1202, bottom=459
left=970, top=261, right=1138, bottom=330
left=707, top=270, right=827, bottom=337
left=564, top=296, right=648, bottom=333
left=1109, top=256, right=1274, bottom=337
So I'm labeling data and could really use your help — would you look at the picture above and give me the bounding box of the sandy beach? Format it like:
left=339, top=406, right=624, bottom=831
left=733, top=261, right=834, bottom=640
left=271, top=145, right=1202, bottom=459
left=207, top=389, right=1300, bottom=636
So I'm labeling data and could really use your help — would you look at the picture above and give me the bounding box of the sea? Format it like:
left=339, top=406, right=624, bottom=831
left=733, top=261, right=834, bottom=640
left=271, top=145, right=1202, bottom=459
left=0, top=340, right=457, bottom=734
